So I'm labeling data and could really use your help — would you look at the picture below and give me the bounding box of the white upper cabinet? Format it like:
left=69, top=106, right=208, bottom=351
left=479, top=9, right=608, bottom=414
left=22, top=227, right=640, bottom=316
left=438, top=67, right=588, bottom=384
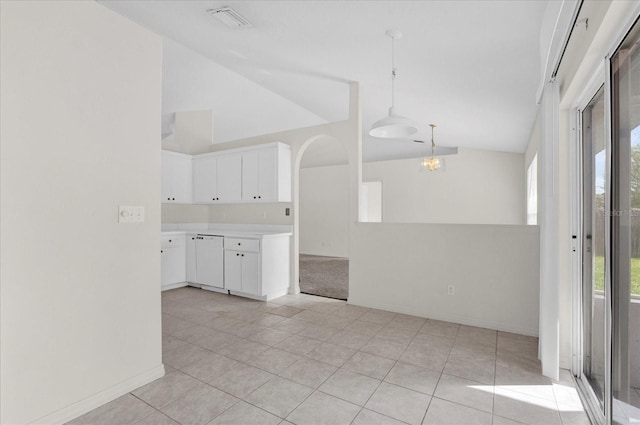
left=217, top=154, right=242, bottom=202
left=192, top=155, right=217, bottom=203
left=162, top=151, right=192, bottom=203
left=242, top=145, right=290, bottom=202
left=192, top=154, right=242, bottom=203
left=167, top=142, right=290, bottom=205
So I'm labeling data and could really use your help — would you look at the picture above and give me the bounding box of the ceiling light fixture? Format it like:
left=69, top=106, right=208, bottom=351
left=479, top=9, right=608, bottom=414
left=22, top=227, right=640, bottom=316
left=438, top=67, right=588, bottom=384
left=206, top=6, right=252, bottom=29
left=369, top=29, right=418, bottom=139
left=420, top=124, right=445, bottom=172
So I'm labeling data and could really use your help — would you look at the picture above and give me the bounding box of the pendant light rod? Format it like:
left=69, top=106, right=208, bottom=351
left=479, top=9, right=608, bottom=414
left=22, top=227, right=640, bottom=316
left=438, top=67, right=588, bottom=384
left=369, top=29, right=417, bottom=139
left=430, top=123, right=436, bottom=156
left=387, top=28, right=402, bottom=112
left=391, top=33, right=396, bottom=108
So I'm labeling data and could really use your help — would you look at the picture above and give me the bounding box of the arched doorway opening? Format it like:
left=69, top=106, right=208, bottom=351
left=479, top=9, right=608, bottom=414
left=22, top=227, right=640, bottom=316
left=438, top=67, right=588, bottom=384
left=294, top=135, right=350, bottom=300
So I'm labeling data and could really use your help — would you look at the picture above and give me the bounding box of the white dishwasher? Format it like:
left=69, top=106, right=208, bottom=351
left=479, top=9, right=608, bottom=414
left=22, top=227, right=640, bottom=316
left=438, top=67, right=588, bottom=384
left=194, top=235, right=224, bottom=289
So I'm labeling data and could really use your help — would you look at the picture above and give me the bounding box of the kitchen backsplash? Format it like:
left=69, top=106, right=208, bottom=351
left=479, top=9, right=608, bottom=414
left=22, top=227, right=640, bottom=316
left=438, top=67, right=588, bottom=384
left=162, top=203, right=293, bottom=225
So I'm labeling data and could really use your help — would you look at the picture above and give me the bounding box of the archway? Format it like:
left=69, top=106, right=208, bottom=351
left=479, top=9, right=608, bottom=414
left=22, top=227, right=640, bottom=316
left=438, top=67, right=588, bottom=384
left=293, top=135, right=350, bottom=300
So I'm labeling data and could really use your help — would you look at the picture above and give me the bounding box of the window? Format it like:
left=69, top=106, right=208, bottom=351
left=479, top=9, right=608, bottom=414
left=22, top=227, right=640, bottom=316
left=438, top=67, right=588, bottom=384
left=360, top=180, right=382, bottom=222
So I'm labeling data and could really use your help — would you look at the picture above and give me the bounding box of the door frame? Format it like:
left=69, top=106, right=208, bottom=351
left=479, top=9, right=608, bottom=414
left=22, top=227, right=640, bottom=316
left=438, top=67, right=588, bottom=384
left=570, top=7, right=640, bottom=424
left=571, top=63, right=607, bottom=425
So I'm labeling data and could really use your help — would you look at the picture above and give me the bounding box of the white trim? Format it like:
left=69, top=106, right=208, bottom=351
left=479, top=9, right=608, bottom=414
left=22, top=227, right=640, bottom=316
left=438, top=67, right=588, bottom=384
left=570, top=105, right=582, bottom=377
left=570, top=62, right=605, bottom=380
left=161, top=281, right=188, bottom=291
left=573, top=65, right=606, bottom=111
left=539, top=81, right=561, bottom=380
left=603, top=2, right=640, bottom=58
left=536, top=0, right=582, bottom=103
left=31, top=364, right=165, bottom=425
left=194, top=141, right=290, bottom=159
left=603, top=52, right=613, bottom=425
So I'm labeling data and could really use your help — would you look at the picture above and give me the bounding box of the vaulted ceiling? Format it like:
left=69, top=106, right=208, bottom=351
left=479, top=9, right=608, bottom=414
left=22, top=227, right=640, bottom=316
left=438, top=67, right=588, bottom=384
left=100, top=0, right=549, bottom=161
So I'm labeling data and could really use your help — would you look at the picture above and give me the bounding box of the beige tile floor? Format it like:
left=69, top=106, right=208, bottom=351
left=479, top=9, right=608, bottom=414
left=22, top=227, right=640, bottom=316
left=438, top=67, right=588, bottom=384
left=70, top=287, right=590, bottom=425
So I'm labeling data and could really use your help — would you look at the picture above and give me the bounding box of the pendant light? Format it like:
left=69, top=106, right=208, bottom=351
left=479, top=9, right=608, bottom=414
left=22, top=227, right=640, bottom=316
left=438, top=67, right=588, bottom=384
left=369, top=29, right=418, bottom=138
left=420, top=124, right=445, bottom=172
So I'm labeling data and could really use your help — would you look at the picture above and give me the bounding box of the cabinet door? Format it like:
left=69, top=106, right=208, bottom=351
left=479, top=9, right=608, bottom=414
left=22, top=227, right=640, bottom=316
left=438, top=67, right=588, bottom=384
left=258, top=148, right=277, bottom=202
left=161, top=247, right=186, bottom=287
left=162, top=152, right=192, bottom=203
left=224, top=252, right=243, bottom=292
left=241, top=252, right=260, bottom=295
left=217, top=154, right=242, bottom=202
left=186, top=235, right=196, bottom=283
left=193, top=156, right=217, bottom=203
left=173, top=155, right=192, bottom=203
left=242, top=151, right=260, bottom=201
left=161, top=152, right=174, bottom=203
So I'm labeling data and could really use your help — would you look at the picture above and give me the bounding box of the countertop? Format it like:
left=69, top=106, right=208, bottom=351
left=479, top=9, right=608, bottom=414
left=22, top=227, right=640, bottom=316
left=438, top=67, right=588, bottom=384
left=161, top=223, right=292, bottom=239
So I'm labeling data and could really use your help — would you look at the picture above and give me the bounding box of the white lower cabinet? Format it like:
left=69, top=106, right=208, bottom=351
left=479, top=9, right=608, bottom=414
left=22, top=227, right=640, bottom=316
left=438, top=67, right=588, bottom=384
left=224, top=250, right=259, bottom=294
left=161, top=234, right=186, bottom=289
left=162, top=231, right=290, bottom=300
left=186, top=234, right=196, bottom=284
left=223, top=236, right=289, bottom=301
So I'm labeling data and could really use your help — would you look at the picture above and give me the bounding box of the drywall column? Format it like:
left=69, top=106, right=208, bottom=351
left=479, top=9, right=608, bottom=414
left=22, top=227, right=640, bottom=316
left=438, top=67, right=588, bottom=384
left=539, top=81, right=561, bottom=380
left=290, top=82, right=361, bottom=294
left=0, top=2, right=163, bottom=423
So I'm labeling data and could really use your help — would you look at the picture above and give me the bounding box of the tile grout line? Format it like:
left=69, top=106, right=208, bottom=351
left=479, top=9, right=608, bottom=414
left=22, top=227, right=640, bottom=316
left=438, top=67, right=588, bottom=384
left=420, top=323, right=461, bottom=425
left=490, top=329, right=498, bottom=425
left=161, top=290, right=550, bottom=425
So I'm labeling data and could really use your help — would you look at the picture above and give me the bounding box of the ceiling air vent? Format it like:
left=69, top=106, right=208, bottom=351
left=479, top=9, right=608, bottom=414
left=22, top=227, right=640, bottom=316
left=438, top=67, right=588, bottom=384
left=206, top=7, right=252, bottom=29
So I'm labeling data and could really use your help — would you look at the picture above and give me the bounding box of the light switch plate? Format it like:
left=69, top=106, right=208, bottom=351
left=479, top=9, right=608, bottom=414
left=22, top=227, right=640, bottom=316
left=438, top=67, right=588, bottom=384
left=119, top=205, right=145, bottom=223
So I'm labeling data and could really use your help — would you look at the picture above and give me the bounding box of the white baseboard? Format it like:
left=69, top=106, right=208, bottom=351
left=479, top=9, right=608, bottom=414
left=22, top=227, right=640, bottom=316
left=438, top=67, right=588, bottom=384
left=162, top=282, right=188, bottom=291
left=32, top=364, right=165, bottom=425
left=347, top=297, right=539, bottom=337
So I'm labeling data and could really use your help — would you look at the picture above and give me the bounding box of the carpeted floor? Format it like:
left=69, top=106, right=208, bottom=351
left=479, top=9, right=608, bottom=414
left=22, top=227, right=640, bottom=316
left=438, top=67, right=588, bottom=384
left=299, top=254, right=349, bottom=300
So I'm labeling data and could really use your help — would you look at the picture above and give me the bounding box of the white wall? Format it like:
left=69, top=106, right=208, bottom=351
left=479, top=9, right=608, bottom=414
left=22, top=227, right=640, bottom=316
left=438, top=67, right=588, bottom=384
left=349, top=223, right=540, bottom=336
left=0, top=2, right=163, bottom=423
left=364, top=149, right=526, bottom=225
left=300, top=164, right=350, bottom=257
left=297, top=147, right=526, bottom=257
left=162, top=38, right=327, bottom=144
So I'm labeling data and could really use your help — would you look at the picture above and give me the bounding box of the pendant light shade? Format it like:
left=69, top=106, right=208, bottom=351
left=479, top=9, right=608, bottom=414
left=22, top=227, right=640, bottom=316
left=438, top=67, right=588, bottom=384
left=370, top=107, right=419, bottom=138
left=369, top=29, right=418, bottom=138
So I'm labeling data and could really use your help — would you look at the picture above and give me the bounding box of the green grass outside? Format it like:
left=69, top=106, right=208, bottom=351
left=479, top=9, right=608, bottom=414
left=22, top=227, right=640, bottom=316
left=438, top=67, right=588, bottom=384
left=594, top=256, right=640, bottom=296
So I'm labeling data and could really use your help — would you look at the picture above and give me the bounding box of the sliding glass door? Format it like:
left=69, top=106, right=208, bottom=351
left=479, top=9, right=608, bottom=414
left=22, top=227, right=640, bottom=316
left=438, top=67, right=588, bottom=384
left=577, top=17, right=640, bottom=425
left=581, top=85, right=607, bottom=412
left=611, top=19, right=640, bottom=425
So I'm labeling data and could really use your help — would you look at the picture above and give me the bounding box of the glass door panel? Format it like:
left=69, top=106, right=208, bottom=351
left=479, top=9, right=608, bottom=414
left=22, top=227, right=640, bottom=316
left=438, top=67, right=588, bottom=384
left=611, top=18, right=640, bottom=425
left=582, top=85, right=607, bottom=409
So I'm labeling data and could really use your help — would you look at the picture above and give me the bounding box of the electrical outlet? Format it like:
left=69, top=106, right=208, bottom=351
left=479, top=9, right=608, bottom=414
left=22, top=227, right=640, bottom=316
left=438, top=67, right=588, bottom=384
left=447, top=285, right=455, bottom=295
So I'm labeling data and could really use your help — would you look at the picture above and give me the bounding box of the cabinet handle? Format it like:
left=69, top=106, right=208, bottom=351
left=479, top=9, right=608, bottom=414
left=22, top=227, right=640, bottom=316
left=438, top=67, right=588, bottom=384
left=172, top=197, right=175, bottom=200
left=191, top=237, right=195, bottom=240
left=217, top=197, right=219, bottom=200
left=241, top=254, right=244, bottom=257
left=236, top=253, right=239, bottom=256
left=169, top=239, right=172, bottom=243
left=258, top=196, right=261, bottom=199
left=160, top=250, right=163, bottom=253
left=167, top=197, right=170, bottom=201
left=237, top=242, right=241, bottom=246
left=253, top=196, right=256, bottom=199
